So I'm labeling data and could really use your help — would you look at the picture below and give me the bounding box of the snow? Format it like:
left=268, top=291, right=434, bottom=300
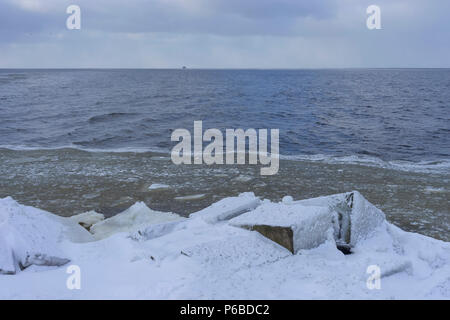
left=189, top=192, right=260, bottom=224
left=0, top=193, right=449, bottom=299
left=0, top=197, right=92, bottom=274
left=130, top=219, right=188, bottom=241
left=282, top=195, right=294, bottom=204
left=229, top=202, right=330, bottom=228
left=89, top=202, right=184, bottom=240
left=69, top=211, right=104, bottom=230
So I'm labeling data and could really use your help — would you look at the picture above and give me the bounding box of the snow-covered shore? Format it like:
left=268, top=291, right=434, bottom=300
left=0, top=192, right=449, bottom=299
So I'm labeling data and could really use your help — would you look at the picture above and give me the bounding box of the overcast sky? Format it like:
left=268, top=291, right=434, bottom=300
left=0, top=0, right=449, bottom=68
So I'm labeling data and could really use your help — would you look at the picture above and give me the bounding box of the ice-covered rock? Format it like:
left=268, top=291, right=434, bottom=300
left=189, top=192, right=261, bottom=224
left=89, top=202, right=184, bottom=240
left=229, top=202, right=336, bottom=253
left=0, top=197, right=76, bottom=274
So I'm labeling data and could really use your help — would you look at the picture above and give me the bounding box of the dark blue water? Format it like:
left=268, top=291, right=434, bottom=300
left=1, top=69, right=449, bottom=162
left=1, top=69, right=449, bottom=239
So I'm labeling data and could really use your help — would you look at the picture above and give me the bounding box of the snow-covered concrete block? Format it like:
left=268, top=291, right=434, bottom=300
left=294, top=191, right=386, bottom=247
left=229, top=202, right=336, bottom=253
left=228, top=191, right=386, bottom=254
left=189, top=192, right=261, bottom=224
left=0, top=197, right=71, bottom=274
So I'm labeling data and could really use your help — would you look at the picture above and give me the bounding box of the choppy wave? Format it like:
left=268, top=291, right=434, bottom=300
left=88, top=112, right=140, bottom=123
left=2, top=69, right=450, bottom=167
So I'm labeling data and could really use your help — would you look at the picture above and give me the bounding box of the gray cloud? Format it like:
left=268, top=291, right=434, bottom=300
left=0, top=0, right=449, bottom=68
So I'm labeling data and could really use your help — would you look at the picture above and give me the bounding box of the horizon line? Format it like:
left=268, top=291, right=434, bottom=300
left=1, top=67, right=450, bottom=70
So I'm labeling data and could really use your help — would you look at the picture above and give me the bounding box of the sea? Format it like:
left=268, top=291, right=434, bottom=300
left=0, top=69, right=448, bottom=240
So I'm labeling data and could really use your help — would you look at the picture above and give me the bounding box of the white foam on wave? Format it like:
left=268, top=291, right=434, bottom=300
left=281, top=154, right=450, bottom=174
left=1, top=145, right=448, bottom=175
left=0, top=144, right=168, bottom=154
